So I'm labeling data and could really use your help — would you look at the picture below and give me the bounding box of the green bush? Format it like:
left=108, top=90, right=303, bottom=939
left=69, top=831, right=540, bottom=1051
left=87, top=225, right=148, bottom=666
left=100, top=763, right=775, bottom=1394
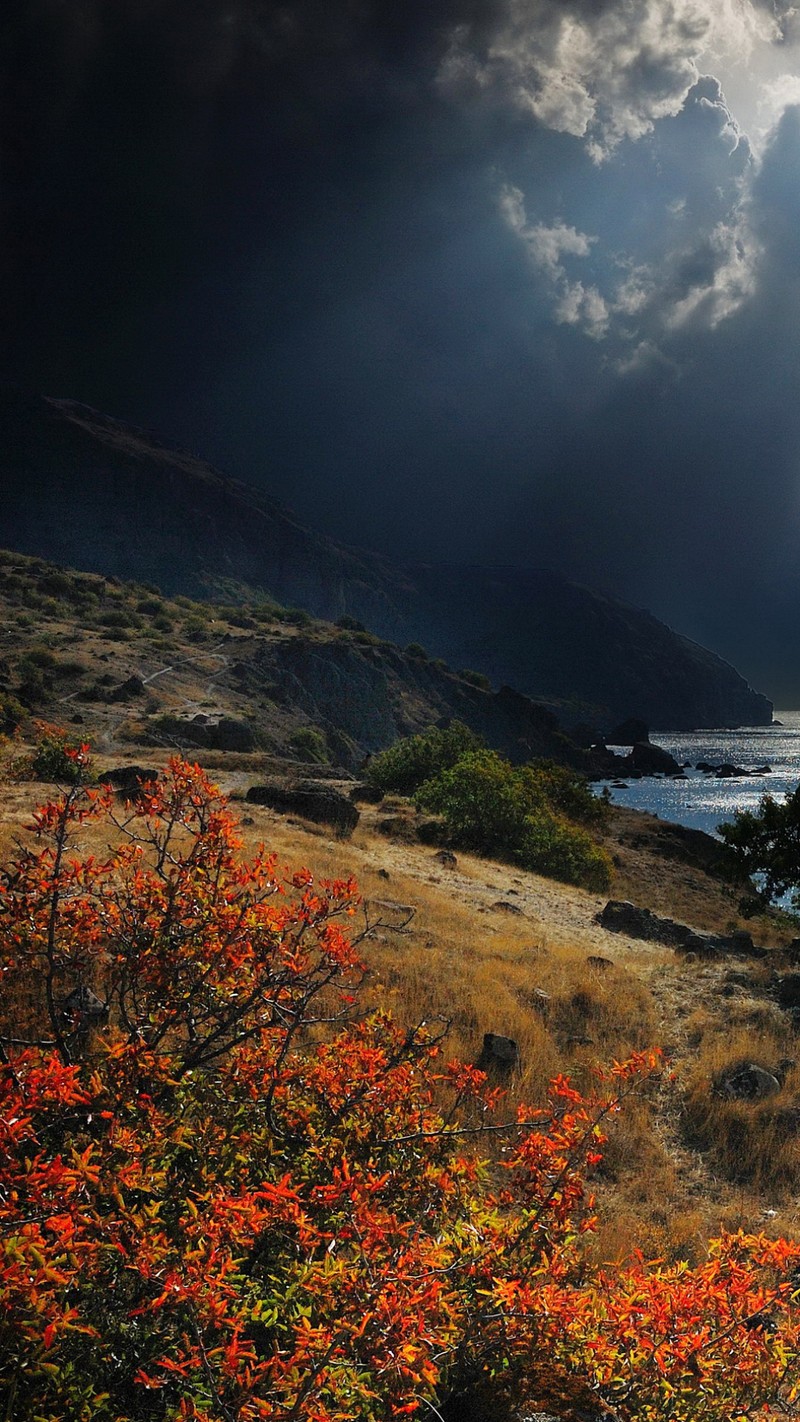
left=12, top=723, right=93, bottom=784
left=366, top=722, right=482, bottom=796
left=519, top=760, right=608, bottom=826
left=460, top=668, right=492, bottom=691
left=288, top=727, right=330, bottom=764
left=404, top=642, right=428, bottom=659
left=416, top=749, right=611, bottom=892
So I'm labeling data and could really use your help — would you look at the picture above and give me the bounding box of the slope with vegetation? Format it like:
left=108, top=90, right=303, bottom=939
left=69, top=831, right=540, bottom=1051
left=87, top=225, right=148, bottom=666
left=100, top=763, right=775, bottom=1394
left=0, top=385, right=772, bottom=730
left=4, top=742, right=800, bottom=1422
left=0, top=549, right=586, bottom=771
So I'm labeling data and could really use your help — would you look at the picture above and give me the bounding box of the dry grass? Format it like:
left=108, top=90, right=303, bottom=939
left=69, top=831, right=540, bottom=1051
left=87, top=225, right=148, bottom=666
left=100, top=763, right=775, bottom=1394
left=4, top=757, right=800, bottom=1260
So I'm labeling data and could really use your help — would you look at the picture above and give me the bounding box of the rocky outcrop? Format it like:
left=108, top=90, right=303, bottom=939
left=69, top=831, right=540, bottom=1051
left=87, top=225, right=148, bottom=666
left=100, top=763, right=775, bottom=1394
left=245, top=780, right=360, bottom=836
left=0, top=387, right=773, bottom=731
left=596, top=901, right=767, bottom=958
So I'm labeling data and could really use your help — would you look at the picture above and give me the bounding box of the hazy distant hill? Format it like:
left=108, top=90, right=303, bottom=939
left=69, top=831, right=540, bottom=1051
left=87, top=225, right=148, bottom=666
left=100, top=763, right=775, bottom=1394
left=0, top=386, right=772, bottom=731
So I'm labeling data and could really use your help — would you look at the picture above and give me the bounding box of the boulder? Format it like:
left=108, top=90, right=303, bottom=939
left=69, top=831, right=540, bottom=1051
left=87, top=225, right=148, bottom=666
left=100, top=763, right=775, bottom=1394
left=777, top=974, right=800, bottom=1010
left=714, top=763, right=747, bottom=778
left=246, top=781, right=360, bottom=836
left=608, top=717, right=650, bottom=745
left=433, top=849, right=458, bottom=868
left=629, top=741, right=682, bottom=775
left=349, top=782, right=383, bottom=804
left=587, top=955, right=614, bottom=971
left=597, top=900, right=767, bottom=958
left=719, top=1062, right=782, bottom=1101
left=98, top=764, right=158, bottom=797
left=492, top=900, right=523, bottom=915
left=477, top=1032, right=520, bottom=1075
left=108, top=674, right=145, bottom=702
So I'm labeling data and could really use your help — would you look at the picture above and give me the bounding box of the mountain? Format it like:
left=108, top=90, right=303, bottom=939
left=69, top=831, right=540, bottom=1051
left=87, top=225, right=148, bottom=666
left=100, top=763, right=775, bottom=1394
left=0, top=386, right=772, bottom=730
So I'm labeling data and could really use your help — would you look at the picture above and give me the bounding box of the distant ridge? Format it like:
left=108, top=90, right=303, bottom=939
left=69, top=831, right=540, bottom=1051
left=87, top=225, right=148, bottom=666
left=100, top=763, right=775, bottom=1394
left=0, top=385, right=772, bottom=731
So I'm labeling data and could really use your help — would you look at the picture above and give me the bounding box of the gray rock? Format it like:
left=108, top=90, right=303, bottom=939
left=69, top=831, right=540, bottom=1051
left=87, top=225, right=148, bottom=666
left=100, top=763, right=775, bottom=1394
left=98, top=764, right=158, bottom=797
left=719, top=1062, right=782, bottom=1101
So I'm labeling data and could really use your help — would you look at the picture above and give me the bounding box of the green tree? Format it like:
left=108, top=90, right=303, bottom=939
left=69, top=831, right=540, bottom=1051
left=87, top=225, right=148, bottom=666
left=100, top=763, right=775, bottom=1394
left=719, top=785, right=800, bottom=907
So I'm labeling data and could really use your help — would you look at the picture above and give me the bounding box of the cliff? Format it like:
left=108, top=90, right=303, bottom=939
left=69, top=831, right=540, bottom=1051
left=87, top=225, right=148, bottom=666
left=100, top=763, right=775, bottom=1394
left=0, top=386, right=772, bottom=731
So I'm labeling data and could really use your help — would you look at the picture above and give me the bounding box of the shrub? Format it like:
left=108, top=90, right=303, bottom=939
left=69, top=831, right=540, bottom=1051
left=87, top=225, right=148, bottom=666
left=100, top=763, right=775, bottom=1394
left=416, top=750, right=611, bottom=891
left=519, top=760, right=608, bottom=827
left=405, top=641, right=428, bottom=659
left=460, top=668, right=492, bottom=690
left=366, top=721, right=482, bottom=796
left=0, top=765, right=799, bottom=1422
left=288, top=725, right=330, bottom=763
left=9, top=721, right=93, bottom=783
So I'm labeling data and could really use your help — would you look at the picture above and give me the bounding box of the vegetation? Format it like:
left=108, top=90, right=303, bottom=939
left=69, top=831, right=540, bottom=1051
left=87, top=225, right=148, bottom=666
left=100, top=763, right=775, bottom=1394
left=719, top=786, right=800, bottom=908
left=415, top=749, right=612, bottom=891
left=366, top=721, right=482, bottom=796
left=3, top=758, right=800, bottom=1422
left=9, top=721, right=93, bottom=784
left=288, top=726, right=330, bottom=763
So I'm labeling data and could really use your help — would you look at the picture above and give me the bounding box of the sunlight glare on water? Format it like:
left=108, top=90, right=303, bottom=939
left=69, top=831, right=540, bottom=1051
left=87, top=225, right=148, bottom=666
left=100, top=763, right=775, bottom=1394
left=598, top=710, right=800, bottom=838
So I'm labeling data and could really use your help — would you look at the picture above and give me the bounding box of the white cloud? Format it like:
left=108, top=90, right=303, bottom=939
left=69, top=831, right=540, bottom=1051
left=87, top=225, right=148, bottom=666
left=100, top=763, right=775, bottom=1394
left=442, top=0, right=794, bottom=160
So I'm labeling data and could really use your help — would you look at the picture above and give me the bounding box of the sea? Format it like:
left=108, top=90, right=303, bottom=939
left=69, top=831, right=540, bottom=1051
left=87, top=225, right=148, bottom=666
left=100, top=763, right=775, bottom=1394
left=597, top=710, right=800, bottom=839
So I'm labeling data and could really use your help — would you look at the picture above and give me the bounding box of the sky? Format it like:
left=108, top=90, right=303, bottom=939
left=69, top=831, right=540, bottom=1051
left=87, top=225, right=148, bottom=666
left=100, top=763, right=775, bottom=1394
left=4, top=1, right=800, bottom=700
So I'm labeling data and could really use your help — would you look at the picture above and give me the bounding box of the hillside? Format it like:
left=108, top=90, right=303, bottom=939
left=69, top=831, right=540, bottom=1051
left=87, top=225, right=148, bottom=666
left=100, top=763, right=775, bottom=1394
left=0, top=550, right=587, bottom=771
left=0, top=386, right=772, bottom=731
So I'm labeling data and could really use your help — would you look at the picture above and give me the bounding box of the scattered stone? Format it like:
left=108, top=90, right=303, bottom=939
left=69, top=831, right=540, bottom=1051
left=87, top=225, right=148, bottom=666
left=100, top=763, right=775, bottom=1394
left=377, top=868, right=391, bottom=879
left=434, top=849, right=458, bottom=868
left=477, top=1032, right=520, bottom=1075
left=718, top=1062, right=782, bottom=1101
left=377, top=815, right=419, bottom=842
left=246, top=781, right=360, bottom=836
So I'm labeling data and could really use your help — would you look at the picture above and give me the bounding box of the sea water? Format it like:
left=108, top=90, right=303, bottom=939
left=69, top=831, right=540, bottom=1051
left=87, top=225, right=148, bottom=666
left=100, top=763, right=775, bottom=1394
left=597, top=710, right=800, bottom=838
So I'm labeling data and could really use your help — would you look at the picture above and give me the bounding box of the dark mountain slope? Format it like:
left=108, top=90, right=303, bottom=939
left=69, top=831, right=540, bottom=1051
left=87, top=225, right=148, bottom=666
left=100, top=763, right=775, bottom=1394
left=0, top=387, right=771, bottom=730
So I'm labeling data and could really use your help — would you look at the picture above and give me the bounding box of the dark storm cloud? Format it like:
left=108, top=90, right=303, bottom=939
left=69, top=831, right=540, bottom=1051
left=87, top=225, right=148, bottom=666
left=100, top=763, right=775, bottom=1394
left=3, top=1, right=800, bottom=697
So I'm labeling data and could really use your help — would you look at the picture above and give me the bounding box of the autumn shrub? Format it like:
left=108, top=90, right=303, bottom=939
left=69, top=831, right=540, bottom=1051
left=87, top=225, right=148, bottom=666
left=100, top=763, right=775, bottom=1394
left=3, top=759, right=800, bottom=1422
left=8, top=721, right=93, bottom=784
